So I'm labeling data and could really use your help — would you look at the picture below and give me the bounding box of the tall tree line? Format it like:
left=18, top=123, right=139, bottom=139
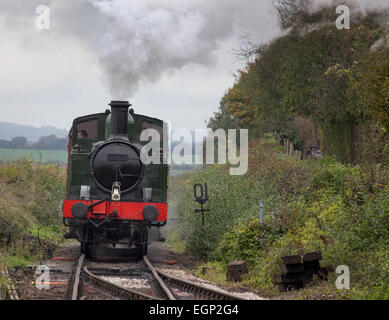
left=209, top=1, right=389, bottom=164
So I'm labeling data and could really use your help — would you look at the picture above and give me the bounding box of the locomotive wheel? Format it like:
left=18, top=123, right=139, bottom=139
left=80, top=242, right=90, bottom=255
left=137, top=244, right=148, bottom=257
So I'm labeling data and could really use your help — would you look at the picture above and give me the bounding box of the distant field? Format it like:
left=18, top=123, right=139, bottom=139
left=170, top=167, right=198, bottom=176
left=0, top=148, right=67, bottom=164
left=0, top=148, right=203, bottom=173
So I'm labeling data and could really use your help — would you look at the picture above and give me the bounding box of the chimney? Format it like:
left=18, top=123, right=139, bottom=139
left=108, top=100, right=131, bottom=141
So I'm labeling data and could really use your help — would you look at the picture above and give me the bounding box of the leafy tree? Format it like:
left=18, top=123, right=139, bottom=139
left=0, top=136, right=28, bottom=149
left=214, top=3, right=388, bottom=163
left=34, top=135, right=67, bottom=150
left=207, top=95, right=238, bottom=131
left=355, top=48, right=389, bottom=131
left=10, top=137, right=28, bottom=149
left=273, top=0, right=313, bottom=30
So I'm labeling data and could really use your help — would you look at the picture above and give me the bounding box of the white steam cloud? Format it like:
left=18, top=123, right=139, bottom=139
left=88, top=0, right=277, bottom=99
left=92, top=0, right=216, bottom=98
left=0, top=0, right=280, bottom=99
left=1, top=0, right=387, bottom=100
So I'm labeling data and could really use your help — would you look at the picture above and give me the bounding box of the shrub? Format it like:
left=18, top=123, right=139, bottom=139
left=0, top=160, right=66, bottom=258
left=174, top=139, right=389, bottom=298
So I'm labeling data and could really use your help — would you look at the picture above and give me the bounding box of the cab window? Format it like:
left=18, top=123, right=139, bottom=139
left=76, top=119, right=98, bottom=140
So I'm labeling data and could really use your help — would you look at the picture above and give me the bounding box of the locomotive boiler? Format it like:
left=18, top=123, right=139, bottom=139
left=62, top=101, right=168, bottom=256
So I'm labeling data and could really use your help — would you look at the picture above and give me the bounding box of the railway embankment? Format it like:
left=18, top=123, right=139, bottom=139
left=0, top=160, right=66, bottom=275
left=168, top=138, right=389, bottom=300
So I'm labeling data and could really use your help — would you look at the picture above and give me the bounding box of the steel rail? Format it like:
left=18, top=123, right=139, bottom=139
left=83, top=266, right=159, bottom=300
left=68, top=254, right=244, bottom=300
left=143, top=255, right=176, bottom=300
left=1, top=268, right=19, bottom=300
left=71, top=254, right=85, bottom=300
left=156, top=268, right=246, bottom=300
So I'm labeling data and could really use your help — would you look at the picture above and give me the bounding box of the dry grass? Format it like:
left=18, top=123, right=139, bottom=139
left=0, top=160, right=66, bottom=265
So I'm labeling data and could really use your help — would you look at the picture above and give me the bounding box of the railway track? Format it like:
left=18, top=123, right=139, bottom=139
left=156, top=268, right=244, bottom=300
left=68, top=254, right=244, bottom=300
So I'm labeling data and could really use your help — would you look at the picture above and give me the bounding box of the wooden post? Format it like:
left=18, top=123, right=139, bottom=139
left=289, top=143, right=294, bottom=156
left=227, top=261, right=248, bottom=282
left=296, top=150, right=302, bottom=161
left=274, top=251, right=327, bottom=291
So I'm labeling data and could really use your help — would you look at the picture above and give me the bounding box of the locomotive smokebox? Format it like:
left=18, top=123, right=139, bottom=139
left=109, top=100, right=131, bottom=141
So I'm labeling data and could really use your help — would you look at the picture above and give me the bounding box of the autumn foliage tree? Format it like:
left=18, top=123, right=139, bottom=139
left=217, top=2, right=389, bottom=164
left=356, top=47, right=389, bottom=131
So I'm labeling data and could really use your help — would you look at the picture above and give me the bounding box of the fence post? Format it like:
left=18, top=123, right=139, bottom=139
left=289, top=143, right=294, bottom=156
left=37, top=226, right=40, bottom=247
left=259, top=201, right=264, bottom=226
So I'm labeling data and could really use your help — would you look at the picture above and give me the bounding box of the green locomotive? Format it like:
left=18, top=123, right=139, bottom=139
left=62, top=101, right=168, bottom=256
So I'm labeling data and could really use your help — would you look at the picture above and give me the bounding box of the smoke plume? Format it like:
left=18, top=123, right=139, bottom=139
left=91, top=0, right=218, bottom=98
left=1, top=0, right=387, bottom=99
left=88, top=0, right=278, bottom=99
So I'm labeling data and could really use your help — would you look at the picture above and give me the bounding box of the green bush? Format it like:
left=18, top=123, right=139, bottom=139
left=174, top=140, right=389, bottom=298
left=175, top=164, right=279, bottom=258
left=0, top=160, right=66, bottom=259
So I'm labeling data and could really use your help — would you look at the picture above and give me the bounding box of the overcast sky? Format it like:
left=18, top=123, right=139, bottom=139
left=0, top=0, right=387, bottom=132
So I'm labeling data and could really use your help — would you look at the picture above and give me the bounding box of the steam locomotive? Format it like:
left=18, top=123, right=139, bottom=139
left=62, top=101, right=168, bottom=256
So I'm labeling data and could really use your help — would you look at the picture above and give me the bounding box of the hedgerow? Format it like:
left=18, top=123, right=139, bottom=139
left=174, top=139, right=389, bottom=298
left=0, top=160, right=66, bottom=266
